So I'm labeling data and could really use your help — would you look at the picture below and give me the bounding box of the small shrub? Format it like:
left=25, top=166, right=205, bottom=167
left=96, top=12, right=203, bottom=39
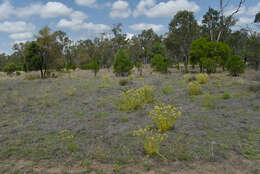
left=196, top=73, right=209, bottom=84
left=95, top=112, right=110, bottom=118
left=226, top=55, right=245, bottom=76
left=114, top=49, right=133, bottom=76
left=133, top=127, right=168, bottom=157
left=3, top=62, right=17, bottom=75
left=65, top=63, right=77, bottom=71
left=119, top=79, right=129, bottom=86
left=162, top=86, right=174, bottom=95
left=150, top=103, right=181, bottom=132
left=222, top=92, right=231, bottom=100
left=120, top=115, right=129, bottom=122
left=203, top=94, right=214, bottom=108
left=188, top=82, right=200, bottom=95
left=15, top=71, right=21, bottom=76
left=65, top=88, right=76, bottom=96
left=117, top=89, right=142, bottom=111
left=89, top=60, right=100, bottom=76
left=117, top=85, right=155, bottom=111
left=184, top=74, right=193, bottom=81
left=151, top=54, right=169, bottom=73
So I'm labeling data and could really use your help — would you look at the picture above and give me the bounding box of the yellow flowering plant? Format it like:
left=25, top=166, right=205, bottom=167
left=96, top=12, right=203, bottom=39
left=188, top=81, right=200, bottom=95
left=117, top=85, right=155, bottom=111
left=150, top=103, right=181, bottom=132
left=133, top=127, right=168, bottom=159
left=196, top=73, right=209, bottom=84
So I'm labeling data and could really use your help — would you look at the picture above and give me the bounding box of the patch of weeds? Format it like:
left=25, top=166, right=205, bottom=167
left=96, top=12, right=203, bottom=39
left=98, top=83, right=110, bottom=88
left=67, top=143, right=79, bottom=152
left=81, top=158, right=93, bottom=172
left=83, top=81, right=90, bottom=89
left=120, top=115, right=129, bottom=122
left=133, top=127, right=168, bottom=159
left=65, top=88, right=76, bottom=96
left=95, top=112, right=110, bottom=118
left=143, top=161, right=152, bottom=171
left=203, top=94, right=215, bottom=109
left=251, top=104, right=260, bottom=111
left=161, top=85, right=174, bottom=95
left=76, top=111, right=85, bottom=117
left=222, top=92, right=231, bottom=100
left=117, top=85, right=155, bottom=111
left=119, top=79, right=129, bottom=86
left=42, top=96, right=51, bottom=107
left=113, top=164, right=122, bottom=173
left=241, top=145, right=260, bottom=160
left=128, top=74, right=135, bottom=81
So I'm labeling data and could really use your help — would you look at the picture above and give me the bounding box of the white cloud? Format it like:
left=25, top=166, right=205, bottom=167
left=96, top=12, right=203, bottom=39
left=57, top=19, right=110, bottom=34
left=133, top=0, right=156, bottom=17
left=133, top=0, right=200, bottom=18
left=75, top=0, right=97, bottom=8
left=0, top=0, right=13, bottom=19
left=0, top=21, right=35, bottom=33
left=10, top=32, right=34, bottom=40
left=236, top=17, right=254, bottom=25
left=126, top=33, right=134, bottom=40
left=0, top=21, right=35, bottom=40
left=109, top=0, right=131, bottom=19
left=246, top=2, right=260, bottom=16
left=16, top=2, right=73, bottom=18
left=129, top=23, right=165, bottom=32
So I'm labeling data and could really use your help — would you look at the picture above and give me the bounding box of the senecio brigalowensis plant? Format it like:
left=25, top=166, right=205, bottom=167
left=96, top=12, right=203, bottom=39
left=117, top=85, right=155, bottom=111
left=150, top=103, right=181, bottom=132
left=133, top=126, right=168, bottom=159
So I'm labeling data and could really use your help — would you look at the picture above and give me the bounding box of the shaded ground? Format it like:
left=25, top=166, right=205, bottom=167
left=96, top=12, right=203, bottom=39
left=0, top=68, right=259, bottom=174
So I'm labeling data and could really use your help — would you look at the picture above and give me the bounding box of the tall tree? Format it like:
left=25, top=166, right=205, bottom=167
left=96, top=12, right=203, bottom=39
left=168, top=10, right=199, bottom=71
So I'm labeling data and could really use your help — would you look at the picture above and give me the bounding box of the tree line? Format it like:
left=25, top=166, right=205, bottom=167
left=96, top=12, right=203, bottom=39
left=0, top=7, right=260, bottom=78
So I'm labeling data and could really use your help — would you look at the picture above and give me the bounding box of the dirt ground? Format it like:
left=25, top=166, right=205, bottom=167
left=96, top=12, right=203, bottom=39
left=0, top=68, right=259, bottom=174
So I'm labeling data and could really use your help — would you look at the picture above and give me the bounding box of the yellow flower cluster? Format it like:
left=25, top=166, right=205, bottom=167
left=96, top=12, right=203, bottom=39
left=133, top=127, right=168, bottom=156
left=117, top=85, right=155, bottom=111
left=196, top=73, right=209, bottom=84
left=188, top=81, right=200, bottom=95
left=150, top=104, right=181, bottom=132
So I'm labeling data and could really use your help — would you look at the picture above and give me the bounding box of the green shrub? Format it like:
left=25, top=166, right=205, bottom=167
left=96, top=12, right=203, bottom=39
left=3, top=62, right=17, bottom=75
left=151, top=54, right=169, bottom=73
left=89, top=60, right=100, bottom=76
left=15, top=71, right=21, bottom=76
left=200, top=57, right=217, bottom=73
left=119, top=79, right=129, bottom=86
left=188, top=82, right=200, bottom=95
left=162, top=86, right=174, bottom=95
left=114, top=49, right=133, bottom=76
left=203, top=94, right=214, bottom=108
left=226, top=55, right=245, bottom=76
left=222, top=92, right=231, bottom=100
left=65, top=63, right=77, bottom=71
left=196, top=73, right=209, bottom=84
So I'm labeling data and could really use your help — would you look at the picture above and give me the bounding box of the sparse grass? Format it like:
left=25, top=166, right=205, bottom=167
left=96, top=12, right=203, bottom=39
left=0, top=69, right=259, bottom=173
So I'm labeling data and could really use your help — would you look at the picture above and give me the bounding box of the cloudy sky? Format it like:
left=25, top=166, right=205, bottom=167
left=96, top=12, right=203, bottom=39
left=0, top=0, right=259, bottom=54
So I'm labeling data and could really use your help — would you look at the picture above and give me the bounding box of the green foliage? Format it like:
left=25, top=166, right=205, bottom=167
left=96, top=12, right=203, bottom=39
left=200, top=57, right=217, bottom=73
left=89, top=60, right=100, bottom=76
left=65, top=62, right=77, bottom=71
left=190, top=38, right=231, bottom=72
left=151, top=54, right=169, bottom=73
left=222, top=92, right=231, bottom=100
left=114, top=49, right=133, bottom=76
left=226, top=55, right=245, bottom=76
left=119, top=78, right=129, bottom=86
left=150, top=103, right=181, bottom=132
left=162, top=85, right=174, bottom=95
left=188, top=81, right=200, bottom=95
left=24, top=41, right=41, bottom=71
left=255, top=12, right=260, bottom=23
left=15, top=71, right=21, bottom=76
left=3, top=62, right=17, bottom=75
left=203, top=94, right=214, bottom=109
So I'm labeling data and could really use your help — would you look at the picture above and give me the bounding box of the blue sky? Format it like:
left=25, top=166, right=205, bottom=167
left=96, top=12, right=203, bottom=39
left=0, top=0, right=259, bottom=54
